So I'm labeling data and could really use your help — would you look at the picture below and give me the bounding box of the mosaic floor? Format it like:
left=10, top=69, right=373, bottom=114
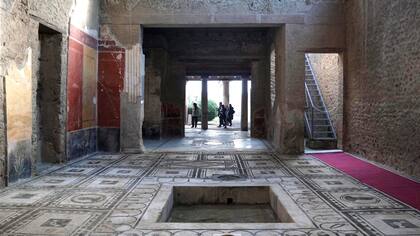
left=0, top=151, right=419, bottom=235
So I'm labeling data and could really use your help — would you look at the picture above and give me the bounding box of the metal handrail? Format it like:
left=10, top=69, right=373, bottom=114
left=304, top=84, right=319, bottom=139
left=304, top=55, right=337, bottom=139
left=305, top=83, right=325, bottom=113
left=304, top=92, right=312, bottom=138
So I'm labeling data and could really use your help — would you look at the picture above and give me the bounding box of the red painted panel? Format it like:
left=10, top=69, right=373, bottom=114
left=98, top=49, right=125, bottom=127
left=67, top=39, right=83, bottom=131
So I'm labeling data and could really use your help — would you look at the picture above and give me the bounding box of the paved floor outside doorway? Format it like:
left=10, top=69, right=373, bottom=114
left=144, top=126, right=268, bottom=152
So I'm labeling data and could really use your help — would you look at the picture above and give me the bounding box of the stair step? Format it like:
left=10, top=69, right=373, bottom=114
left=313, top=127, right=332, bottom=130
left=308, top=91, right=320, bottom=95
left=306, top=113, right=328, bottom=116
left=307, top=87, right=319, bottom=90
left=310, top=119, right=329, bottom=121
left=313, top=136, right=335, bottom=139
left=311, top=112, right=328, bottom=116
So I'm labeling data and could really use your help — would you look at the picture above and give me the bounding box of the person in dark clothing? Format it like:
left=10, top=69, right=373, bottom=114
left=217, top=102, right=227, bottom=128
left=226, top=104, right=235, bottom=126
left=191, top=103, right=200, bottom=128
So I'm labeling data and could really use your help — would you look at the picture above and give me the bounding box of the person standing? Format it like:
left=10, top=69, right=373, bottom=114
left=217, top=102, right=227, bottom=128
left=226, top=104, right=235, bottom=126
left=191, top=103, right=200, bottom=128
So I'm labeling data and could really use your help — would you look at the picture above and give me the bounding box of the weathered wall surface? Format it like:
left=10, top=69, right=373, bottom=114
left=307, top=53, right=343, bottom=148
left=344, top=0, right=420, bottom=178
left=66, top=0, right=100, bottom=160
left=0, top=0, right=73, bottom=184
left=268, top=2, right=345, bottom=154
left=5, top=50, right=32, bottom=182
left=0, top=0, right=100, bottom=183
left=37, top=32, right=65, bottom=164
left=101, top=0, right=322, bottom=25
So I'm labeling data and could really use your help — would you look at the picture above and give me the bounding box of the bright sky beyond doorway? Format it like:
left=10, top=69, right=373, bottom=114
left=186, top=80, right=251, bottom=127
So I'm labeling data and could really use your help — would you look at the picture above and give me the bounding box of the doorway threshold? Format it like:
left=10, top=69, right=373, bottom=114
left=304, top=149, right=343, bottom=154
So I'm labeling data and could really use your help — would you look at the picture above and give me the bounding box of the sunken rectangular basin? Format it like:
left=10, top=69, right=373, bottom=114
left=166, top=186, right=281, bottom=223
left=139, top=184, right=313, bottom=230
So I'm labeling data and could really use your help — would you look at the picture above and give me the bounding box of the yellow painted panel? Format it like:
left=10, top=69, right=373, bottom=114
left=82, top=46, right=97, bottom=128
left=6, top=49, right=32, bottom=144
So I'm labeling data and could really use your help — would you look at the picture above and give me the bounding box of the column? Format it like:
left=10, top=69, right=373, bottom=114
left=250, top=60, right=269, bottom=138
left=272, top=25, right=305, bottom=154
left=223, top=80, right=229, bottom=105
left=160, top=63, right=186, bottom=137
left=143, top=48, right=166, bottom=138
left=241, top=77, right=248, bottom=131
left=120, top=25, right=144, bottom=153
left=201, top=76, right=208, bottom=130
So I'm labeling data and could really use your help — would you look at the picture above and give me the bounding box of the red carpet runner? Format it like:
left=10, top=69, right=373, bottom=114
left=312, top=152, right=420, bottom=210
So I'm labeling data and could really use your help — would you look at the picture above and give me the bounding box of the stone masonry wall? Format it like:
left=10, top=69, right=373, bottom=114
left=307, top=53, right=343, bottom=148
left=345, top=0, right=420, bottom=178
left=0, top=0, right=99, bottom=184
left=0, top=0, right=73, bottom=184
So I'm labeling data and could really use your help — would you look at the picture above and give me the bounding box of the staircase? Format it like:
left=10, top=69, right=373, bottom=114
left=304, top=55, right=337, bottom=149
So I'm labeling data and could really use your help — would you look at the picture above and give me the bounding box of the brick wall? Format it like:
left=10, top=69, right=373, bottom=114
left=344, top=0, right=420, bottom=178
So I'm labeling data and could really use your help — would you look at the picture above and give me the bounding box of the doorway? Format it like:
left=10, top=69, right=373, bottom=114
left=303, top=53, right=343, bottom=152
left=36, top=24, right=63, bottom=168
left=185, top=77, right=251, bottom=132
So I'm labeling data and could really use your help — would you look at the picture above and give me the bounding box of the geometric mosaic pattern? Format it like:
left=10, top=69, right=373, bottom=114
left=0, top=151, right=418, bottom=235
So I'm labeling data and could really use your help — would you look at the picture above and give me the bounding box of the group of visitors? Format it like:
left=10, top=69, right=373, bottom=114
left=217, top=102, right=235, bottom=128
left=190, top=102, right=236, bottom=129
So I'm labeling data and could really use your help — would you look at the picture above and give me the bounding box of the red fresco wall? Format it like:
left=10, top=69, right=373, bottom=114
left=67, top=25, right=98, bottom=132
left=67, top=38, right=83, bottom=131
left=98, top=40, right=125, bottom=127
left=67, top=25, right=99, bottom=158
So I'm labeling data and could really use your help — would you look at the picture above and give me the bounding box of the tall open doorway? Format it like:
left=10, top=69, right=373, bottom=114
left=185, top=80, right=202, bottom=128
left=35, top=24, right=63, bottom=170
left=303, top=53, right=343, bottom=152
left=185, top=77, right=251, bottom=132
